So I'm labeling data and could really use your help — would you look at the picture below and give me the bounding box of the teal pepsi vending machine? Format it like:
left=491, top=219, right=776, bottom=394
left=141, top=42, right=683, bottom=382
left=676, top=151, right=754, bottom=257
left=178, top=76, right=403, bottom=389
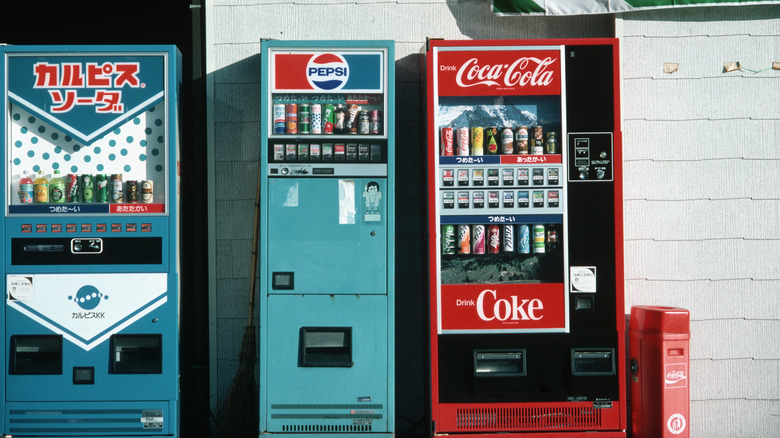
left=259, top=40, right=395, bottom=438
left=1, top=45, right=180, bottom=437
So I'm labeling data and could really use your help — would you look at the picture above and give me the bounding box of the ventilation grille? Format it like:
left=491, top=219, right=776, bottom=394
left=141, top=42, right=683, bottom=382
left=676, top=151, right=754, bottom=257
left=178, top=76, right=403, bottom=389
left=8, top=408, right=161, bottom=435
left=282, top=424, right=373, bottom=432
left=271, top=403, right=382, bottom=433
left=457, top=406, right=602, bottom=431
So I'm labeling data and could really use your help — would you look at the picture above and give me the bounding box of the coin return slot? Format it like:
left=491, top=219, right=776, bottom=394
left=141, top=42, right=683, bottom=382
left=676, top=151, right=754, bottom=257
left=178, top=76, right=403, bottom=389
left=11, top=335, right=63, bottom=375
left=110, top=334, right=162, bottom=374
left=571, top=349, right=615, bottom=376
left=299, top=327, right=352, bottom=367
left=473, top=349, right=526, bottom=377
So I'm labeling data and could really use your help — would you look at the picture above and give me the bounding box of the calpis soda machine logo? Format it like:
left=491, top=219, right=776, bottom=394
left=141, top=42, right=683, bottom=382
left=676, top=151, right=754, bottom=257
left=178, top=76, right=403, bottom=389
left=306, top=53, right=349, bottom=90
left=69, top=285, right=109, bottom=311
left=33, top=61, right=141, bottom=113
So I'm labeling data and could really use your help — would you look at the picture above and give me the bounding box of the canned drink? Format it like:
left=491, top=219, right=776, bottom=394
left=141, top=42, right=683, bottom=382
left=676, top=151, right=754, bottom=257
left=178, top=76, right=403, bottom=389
left=533, top=224, right=546, bottom=253
left=546, top=132, right=558, bottom=154
left=440, top=127, right=454, bottom=156
left=487, top=225, right=500, bottom=254
left=298, top=103, right=311, bottom=134
left=141, top=180, right=154, bottom=204
left=81, top=174, right=94, bottom=203
left=457, top=127, right=469, bottom=156
left=532, top=126, right=544, bottom=154
left=457, top=224, right=471, bottom=254
left=547, top=227, right=559, bottom=253
left=285, top=103, right=298, bottom=134
left=273, top=104, right=286, bottom=134
left=442, top=225, right=456, bottom=255
left=516, top=126, right=529, bottom=154
left=111, top=174, right=123, bottom=203
left=358, top=110, right=370, bottom=135
left=470, top=127, right=484, bottom=155
left=501, top=127, right=514, bottom=154
left=96, top=174, right=108, bottom=203
left=503, top=224, right=515, bottom=252
left=346, top=104, right=359, bottom=134
left=323, top=104, right=335, bottom=134
left=66, top=173, right=79, bottom=203
left=485, top=127, right=499, bottom=155
left=126, top=180, right=139, bottom=203
left=273, top=143, right=285, bottom=161
left=311, top=104, right=322, bottom=134
left=472, top=224, right=486, bottom=254
left=518, top=224, right=531, bottom=254
left=369, top=110, right=381, bottom=134
left=334, top=105, right=346, bottom=134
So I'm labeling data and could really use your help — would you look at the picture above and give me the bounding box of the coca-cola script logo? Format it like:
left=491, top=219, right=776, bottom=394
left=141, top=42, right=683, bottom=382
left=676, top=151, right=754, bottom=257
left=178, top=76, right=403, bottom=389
left=455, top=57, right=556, bottom=89
left=665, top=363, right=687, bottom=388
left=476, top=289, right=543, bottom=322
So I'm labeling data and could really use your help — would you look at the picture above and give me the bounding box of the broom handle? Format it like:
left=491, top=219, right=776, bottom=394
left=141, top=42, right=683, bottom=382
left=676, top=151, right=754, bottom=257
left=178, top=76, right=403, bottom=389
left=247, top=158, right=262, bottom=327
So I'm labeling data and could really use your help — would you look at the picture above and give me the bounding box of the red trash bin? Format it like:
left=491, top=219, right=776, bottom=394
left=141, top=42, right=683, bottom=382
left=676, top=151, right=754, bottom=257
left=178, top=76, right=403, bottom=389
left=629, top=306, right=690, bottom=438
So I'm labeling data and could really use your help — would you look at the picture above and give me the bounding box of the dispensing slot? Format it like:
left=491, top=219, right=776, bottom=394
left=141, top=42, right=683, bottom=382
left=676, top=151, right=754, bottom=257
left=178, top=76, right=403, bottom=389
left=299, top=327, right=352, bottom=367
left=571, top=349, right=615, bottom=376
left=110, top=334, right=162, bottom=374
left=11, top=335, right=63, bottom=375
left=473, top=349, right=526, bottom=377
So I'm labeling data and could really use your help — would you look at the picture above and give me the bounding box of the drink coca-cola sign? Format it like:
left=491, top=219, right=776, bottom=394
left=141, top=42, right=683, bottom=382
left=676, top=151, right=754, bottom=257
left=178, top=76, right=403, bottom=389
left=436, top=48, right=562, bottom=97
left=439, top=283, right=566, bottom=333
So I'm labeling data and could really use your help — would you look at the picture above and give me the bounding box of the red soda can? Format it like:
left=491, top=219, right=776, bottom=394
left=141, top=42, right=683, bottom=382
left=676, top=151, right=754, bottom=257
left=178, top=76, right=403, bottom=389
left=285, top=103, right=298, bottom=134
left=472, top=224, right=486, bottom=254
left=457, top=224, right=471, bottom=254
left=66, top=174, right=79, bottom=202
left=457, top=127, right=470, bottom=156
left=440, top=127, right=454, bottom=156
left=488, top=225, right=500, bottom=254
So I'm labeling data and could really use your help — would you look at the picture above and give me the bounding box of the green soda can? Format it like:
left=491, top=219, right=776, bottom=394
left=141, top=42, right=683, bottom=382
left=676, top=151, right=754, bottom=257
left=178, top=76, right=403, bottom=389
left=81, top=174, right=94, bottom=203
left=441, top=225, right=456, bottom=255
left=323, top=104, right=335, bottom=134
left=96, top=174, right=109, bottom=203
left=298, top=103, right=311, bottom=134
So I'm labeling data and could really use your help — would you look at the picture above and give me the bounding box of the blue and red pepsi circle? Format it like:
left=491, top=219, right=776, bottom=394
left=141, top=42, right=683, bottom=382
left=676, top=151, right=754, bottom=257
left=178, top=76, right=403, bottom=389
left=306, top=54, right=349, bottom=91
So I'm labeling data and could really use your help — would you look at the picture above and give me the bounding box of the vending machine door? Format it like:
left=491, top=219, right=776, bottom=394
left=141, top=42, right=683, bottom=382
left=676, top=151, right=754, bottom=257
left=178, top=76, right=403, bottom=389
left=267, top=177, right=388, bottom=295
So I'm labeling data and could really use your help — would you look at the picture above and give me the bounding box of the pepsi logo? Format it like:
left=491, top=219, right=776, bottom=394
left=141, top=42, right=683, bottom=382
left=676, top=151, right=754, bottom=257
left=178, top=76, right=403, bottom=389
left=306, top=53, right=349, bottom=90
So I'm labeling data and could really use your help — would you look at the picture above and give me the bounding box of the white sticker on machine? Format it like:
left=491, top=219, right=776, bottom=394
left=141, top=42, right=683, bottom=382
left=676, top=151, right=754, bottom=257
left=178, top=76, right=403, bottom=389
left=570, top=266, right=597, bottom=293
left=339, top=179, right=356, bottom=224
left=141, top=409, right=164, bottom=429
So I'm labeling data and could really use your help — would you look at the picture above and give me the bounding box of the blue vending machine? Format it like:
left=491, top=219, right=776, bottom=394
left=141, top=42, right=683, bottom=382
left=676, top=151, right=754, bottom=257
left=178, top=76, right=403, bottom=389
left=1, top=45, right=181, bottom=437
left=259, top=40, right=395, bottom=438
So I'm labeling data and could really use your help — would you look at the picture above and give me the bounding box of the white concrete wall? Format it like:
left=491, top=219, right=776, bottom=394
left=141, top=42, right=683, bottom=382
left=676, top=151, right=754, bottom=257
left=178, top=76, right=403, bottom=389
left=620, top=5, right=780, bottom=437
left=206, top=1, right=780, bottom=436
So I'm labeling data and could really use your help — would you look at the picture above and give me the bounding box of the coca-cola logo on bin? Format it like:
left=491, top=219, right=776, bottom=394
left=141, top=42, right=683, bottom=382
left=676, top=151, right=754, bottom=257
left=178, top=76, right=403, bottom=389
left=665, top=363, right=688, bottom=388
left=437, top=49, right=561, bottom=97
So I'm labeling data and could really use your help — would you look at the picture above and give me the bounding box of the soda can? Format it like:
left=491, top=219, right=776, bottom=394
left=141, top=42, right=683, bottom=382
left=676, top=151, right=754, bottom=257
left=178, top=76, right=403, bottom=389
left=485, top=127, right=499, bottom=155
left=518, top=224, right=531, bottom=254
left=141, top=180, right=154, bottom=204
left=81, top=174, right=94, bottom=203
left=470, top=127, right=484, bottom=155
left=285, top=103, right=298, bottom=134
left=546, top=132, right=558, bottom=154
left=472, top=224, right=486, bottom=254
left=457, top=127, right=470, bottom=156
left=501, top=127, right=514, bottom=154
left=533, top=224, right=546, bottom=253
left=311, top=104, right=322, bottom=134
left=111, top=174, right=123, bottom=203
left=298, top=103, right=311, bottom=134
left=96, top=174, right=109, bottom=203
left=126, top=180, right=139, bottom=203
left=503, top=224, right=515, bottom=252
left=334, top=105, right=346, bottom=134
left=516, top=126, right=529, bottom=154
left=273, top=104, right=286, bottom=134
left=346, top=104, right=359, bottom=134
left=441, top=225, right=456, bottom=255
left=457, top=224, right=471, bottom=254
left=66, top=173, right=79, bottom=203
left=440, top=127, right=454, bottom=156
left=358, top=110, right=370, bottom=135
left=273, top=143, right=285, bottom=161
left=323, top=104, right=335, bottom=134
left=369, top=110, right=381, bottom=134
left=532, top=126, right=544, bottom=154
left=487, top=225, right=500, bottom=254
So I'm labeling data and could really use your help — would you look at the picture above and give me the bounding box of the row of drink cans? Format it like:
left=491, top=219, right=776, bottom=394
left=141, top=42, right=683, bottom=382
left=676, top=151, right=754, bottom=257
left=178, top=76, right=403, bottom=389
left=273, top=103, right=383, bottom=136
left=272, top=143, right=383, bottom=162
left=441, top=224, right=559, bottom=255
left=65, top=174, right=152, bottom=204
left=440, top=126, right=558, bottom=156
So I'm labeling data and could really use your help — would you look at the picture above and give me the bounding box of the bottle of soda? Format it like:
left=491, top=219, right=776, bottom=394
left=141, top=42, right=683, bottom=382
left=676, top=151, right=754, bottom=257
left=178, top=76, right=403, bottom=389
left=18, top=171, right=34, bottom=204
left=33, top=170, right=49, bottom=203
left=49, top=170, right=66, bottom=204
left=334, top=104, right=346, bottom=134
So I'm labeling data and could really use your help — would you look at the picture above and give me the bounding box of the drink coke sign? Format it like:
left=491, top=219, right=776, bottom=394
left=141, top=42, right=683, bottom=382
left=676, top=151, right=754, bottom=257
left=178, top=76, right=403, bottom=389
left=436, top=49, right=562, bottom=97
left=439, top=283, right=566, bottom=333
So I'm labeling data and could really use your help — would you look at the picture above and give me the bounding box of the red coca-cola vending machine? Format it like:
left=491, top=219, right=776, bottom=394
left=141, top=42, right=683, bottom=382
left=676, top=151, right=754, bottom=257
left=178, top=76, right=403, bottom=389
left=425, top=39, right=625, bottom=437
